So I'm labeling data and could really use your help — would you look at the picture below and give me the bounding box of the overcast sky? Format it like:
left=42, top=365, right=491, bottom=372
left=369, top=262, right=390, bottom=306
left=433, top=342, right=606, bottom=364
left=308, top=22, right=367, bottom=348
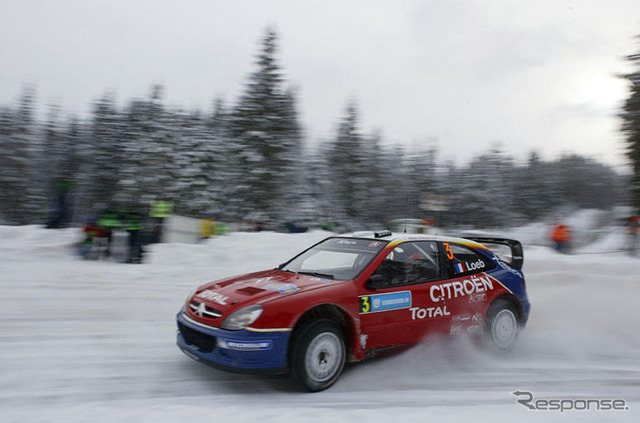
left=1, top=0, right=640, bottom=168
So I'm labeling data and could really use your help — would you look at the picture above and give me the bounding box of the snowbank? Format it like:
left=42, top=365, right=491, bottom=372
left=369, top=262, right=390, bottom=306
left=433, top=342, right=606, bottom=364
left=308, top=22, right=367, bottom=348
left=0, top=225, right=638, bottom=422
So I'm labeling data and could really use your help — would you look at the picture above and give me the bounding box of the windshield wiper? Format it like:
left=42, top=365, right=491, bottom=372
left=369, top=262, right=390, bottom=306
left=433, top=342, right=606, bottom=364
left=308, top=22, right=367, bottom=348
left=297, top=271, right=335, bottom=279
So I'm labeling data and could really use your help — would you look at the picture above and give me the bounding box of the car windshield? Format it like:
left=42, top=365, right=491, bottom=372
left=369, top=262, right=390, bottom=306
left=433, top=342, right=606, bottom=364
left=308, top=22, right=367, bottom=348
left=281, top=237, right=389, bottom=281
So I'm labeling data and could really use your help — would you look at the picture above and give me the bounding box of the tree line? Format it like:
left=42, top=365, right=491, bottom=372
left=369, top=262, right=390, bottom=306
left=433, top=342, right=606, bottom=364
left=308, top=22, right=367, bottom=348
left=0, top=28, right=629, bottom=229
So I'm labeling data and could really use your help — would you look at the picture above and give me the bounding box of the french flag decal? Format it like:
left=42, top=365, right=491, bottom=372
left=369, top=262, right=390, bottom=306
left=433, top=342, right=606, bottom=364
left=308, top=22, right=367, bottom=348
left=455, top=262, right=466, bottom=273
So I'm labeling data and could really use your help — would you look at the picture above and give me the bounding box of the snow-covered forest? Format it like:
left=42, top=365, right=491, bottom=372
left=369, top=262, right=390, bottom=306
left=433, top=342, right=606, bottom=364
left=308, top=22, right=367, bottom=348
left=0, top=29, right=628, bottom=228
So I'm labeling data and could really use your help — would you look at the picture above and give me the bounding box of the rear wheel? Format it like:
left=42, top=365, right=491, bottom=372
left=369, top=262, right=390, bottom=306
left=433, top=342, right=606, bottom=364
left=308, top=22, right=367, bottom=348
left=485, top=300, right=519, bottom=351
left=290, top=319, right=346, bottom=392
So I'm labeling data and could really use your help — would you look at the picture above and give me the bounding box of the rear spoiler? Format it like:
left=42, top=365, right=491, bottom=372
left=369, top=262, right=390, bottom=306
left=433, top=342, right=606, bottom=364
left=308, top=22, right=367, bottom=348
left=465, top=237, right=524, bottom=270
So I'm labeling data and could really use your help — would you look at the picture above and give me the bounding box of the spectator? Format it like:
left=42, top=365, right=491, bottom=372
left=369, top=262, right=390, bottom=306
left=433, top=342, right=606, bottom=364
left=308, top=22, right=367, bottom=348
left=97, top=208, right=121, bottom=257
left=200, top=213, right=217, bottom=241
left=149, top=196, right=173, bottom=243
left=78, top=218, right=106, bottom=259
left=124, top=210, right=144, bottom=263
left=551, top=223, right=572, bottom=254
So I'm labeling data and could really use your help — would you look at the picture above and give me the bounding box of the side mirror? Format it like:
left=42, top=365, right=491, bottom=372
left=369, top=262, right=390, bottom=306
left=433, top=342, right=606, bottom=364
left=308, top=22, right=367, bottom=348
left=366, top=274, right=385, bottom=290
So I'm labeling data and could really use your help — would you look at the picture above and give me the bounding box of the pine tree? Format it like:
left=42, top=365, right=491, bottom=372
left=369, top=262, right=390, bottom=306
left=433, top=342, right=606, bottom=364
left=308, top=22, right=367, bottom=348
left=171, top=109, right=226, bottom=217
left=511, top=151, right=557, bottom=221
left=359, top=131, right=390, bottom=224
left=229, top=27, right=302, bottom=224
left=0, top=86, right=39, bottom=224
left=119, top=85, right=178, bottom=209
left=41, top=103, right=67, bottom=224
left=555, top=154, right=623, bottom=210
left=326, top=101, right=368, bottom=225
left=64, top=117, right=84, bottom=181
left=86, top=92, right=125, bottom=213
left=373, top=143, right=411, bottom=224
left=0, top=105, right=23, bottom=224
left=206, top=97, right=239, bottom=219
left=621, top=45, right=640, bottom=210
left=405, top=146, right=440, bottom=220
left=207, top=97, right=228, bottom=131
left=447, top=147, right=516, bottom=228
left=274, top=87, right=305, bottom=221
left=297, top=149, right=332, bottom=226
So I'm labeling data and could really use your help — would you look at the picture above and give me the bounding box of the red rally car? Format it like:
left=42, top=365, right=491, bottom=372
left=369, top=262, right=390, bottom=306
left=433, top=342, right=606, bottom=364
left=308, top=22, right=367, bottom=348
left=176, top=231, right=530, bottom=391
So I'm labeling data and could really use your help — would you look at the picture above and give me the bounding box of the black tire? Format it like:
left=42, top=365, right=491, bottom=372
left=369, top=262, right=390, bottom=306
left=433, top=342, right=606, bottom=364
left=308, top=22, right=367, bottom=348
left=290, top=319, right=346, bottom=392
left=484, top=299, right=519, bottom=352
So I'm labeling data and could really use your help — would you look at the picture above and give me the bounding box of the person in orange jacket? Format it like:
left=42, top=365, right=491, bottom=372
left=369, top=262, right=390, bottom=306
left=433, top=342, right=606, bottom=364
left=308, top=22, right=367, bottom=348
left=551, top=223, right=572, bottom=254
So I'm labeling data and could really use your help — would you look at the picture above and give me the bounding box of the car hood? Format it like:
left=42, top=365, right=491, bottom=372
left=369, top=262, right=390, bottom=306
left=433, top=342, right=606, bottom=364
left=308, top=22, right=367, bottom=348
left=190, top=269, right=337, bottom=312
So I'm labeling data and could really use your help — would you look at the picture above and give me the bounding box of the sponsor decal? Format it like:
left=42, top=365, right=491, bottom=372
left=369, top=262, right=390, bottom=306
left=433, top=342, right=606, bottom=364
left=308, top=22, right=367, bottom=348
left=469, top=292, right=487, bottom=303
left=264, top=283, right=299, bottom=293
left=466, top=259, right=486, bottom=271
left=218, top=338, right=273, bottom=351
left=309, top=277, right=331, bottom=284
left=196, top=290, right=229, bottom=306
left=360, top=291, right=412, bottom=313
left=231, top=275, right=288, bottom=288
left=368, top=241, right=383, bottom=248
left=452, top=313, right=472, bottom=322
left=250, top=276, right=280, bottom=286
left=493, top=253, right=524, bottom=278
left=467, top=325, right=483, bottom=334
left=455, top=259, right=485, bottom=274
left=466, top=313, right=484, bottom=334
left=450, top=324, right=464, bottom=335
left=232, top=275, right=290, bottom=287
left=430, top=275, right=494, bottom=302
left=410, top=305, right=450, bottom=320
left=337, top=239, right=357, bottom=245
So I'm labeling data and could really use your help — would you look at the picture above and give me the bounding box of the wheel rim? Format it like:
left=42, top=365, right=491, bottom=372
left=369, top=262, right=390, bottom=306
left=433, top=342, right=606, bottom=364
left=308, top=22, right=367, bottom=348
left=305, top=332, right=344, bottom=384
left=492, top=309, right=517, bottom=349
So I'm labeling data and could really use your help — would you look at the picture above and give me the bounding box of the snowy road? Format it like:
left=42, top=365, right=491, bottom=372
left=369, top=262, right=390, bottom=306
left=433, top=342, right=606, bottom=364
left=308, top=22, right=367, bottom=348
left=1, top=226, right=638, bottom=422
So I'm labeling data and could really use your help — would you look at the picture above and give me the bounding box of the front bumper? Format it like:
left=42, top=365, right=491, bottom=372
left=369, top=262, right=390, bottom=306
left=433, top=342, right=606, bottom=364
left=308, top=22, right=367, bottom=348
left=176, top=311, right=290, bottom=375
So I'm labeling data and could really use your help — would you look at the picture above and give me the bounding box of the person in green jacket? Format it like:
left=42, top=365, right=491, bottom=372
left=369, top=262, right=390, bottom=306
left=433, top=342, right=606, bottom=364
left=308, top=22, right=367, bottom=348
left=97, top=208, right=121, bottom=257
left=149, top=196, right=173, bottom=243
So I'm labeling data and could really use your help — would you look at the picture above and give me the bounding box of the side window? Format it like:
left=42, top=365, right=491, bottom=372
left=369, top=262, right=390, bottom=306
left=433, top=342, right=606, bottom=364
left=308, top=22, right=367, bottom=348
left=373, top=241, right=441, bottom=286
left=442, top=242, right=494, bottom=276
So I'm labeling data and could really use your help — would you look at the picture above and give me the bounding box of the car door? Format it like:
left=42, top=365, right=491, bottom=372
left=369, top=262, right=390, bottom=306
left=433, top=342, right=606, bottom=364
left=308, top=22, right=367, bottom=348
left=437, top=241, right=497, bottom=335
left=358, top=241, right=450, bottom=350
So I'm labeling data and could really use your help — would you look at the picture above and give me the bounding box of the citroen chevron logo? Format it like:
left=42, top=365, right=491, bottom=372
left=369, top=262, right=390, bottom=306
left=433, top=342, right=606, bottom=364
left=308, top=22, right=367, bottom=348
left=196, top=302, right=206, bottom=317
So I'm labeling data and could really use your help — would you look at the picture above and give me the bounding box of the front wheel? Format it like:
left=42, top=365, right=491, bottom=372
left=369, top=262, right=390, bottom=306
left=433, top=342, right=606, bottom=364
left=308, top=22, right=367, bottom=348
left=290, top=319, right=346, bottom=392
left=485, top=300, right=519, bottom=352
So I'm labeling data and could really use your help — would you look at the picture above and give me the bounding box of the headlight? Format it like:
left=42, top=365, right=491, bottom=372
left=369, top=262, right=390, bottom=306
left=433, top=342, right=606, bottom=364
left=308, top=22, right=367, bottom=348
left=221, top=305, right=263, bottom=330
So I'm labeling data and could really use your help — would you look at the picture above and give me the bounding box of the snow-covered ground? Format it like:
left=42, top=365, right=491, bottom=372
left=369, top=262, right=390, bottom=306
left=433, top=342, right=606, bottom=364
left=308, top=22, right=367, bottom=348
left=1, top=224, right=639, bottom=422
